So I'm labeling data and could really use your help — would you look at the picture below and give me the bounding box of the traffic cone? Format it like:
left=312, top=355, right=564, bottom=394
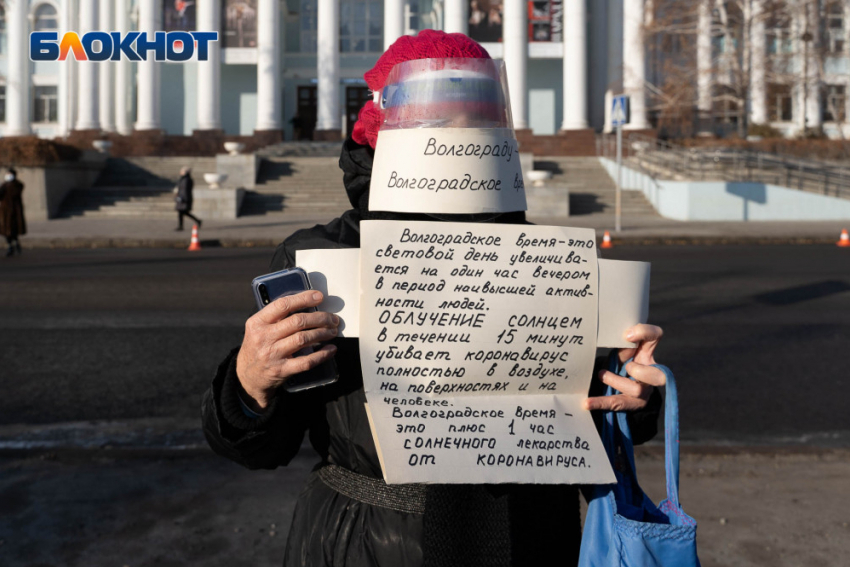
left=188, top=224, right=202, bottom=251
left=838, top=229, right=850, bottom=248
left=600, top=231, right=614, bottom=249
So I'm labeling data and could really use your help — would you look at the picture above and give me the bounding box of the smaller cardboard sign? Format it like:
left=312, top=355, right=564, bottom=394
left=597, top=259, right=651, bottom=349
left=369, top=128, right=528, bottom=214
left=296, top=248, right=361, bottom=338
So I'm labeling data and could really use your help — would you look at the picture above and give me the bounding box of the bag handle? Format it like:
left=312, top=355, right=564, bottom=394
left=601, top=357, right=640, bottom=503
left=601, top=358, right=681, bottom=509
left=653, top=364, right=680, bottom=509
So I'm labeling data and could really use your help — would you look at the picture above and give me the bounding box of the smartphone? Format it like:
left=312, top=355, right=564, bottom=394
left=251, top=267, right=339, bottom=393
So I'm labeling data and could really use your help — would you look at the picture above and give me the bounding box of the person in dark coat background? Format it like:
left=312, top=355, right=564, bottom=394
left=174, top=166, right=202, bottom=231
left=202, top=31, right=667, bottom=567
left=0, top=168, right=26, bottom=257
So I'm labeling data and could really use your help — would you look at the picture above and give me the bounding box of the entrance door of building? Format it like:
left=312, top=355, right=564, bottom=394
left=346, top=86, right=371, bottom=138
left=296, top=86, right=317, bottom=140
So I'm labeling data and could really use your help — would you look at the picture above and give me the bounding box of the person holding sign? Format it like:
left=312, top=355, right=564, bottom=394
left=202, top=30, right=664, bottom=567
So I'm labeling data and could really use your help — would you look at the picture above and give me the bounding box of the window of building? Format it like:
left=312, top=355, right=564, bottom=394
left=340, top=0, right=382, bottom=53
left=0, top=4, right=6, bottom=55
left=711, top=3, right=742, bottom=56
left=766, top=6, right=793, bottom=55
left=711, top=34, right=739, bottom=55
left=0, top=86, right=6, bottom=123
left=661, top=33, right=685, bottom=54
left=407, top=0, right=422, bottom=34
left=33, top=86, right=58, bottom=123
left=299, top=0, right=318, bottom=52
left=712, top=85, right=741, bottom=125
left=768, top=83, right=793, bottom=122
left=406, top=0, right=440, bottom=36
left=33, top=3, right=59, bottom=32
left=826, top=2, right=846, bottom=54
left=823, top=84, right=847, bottom=122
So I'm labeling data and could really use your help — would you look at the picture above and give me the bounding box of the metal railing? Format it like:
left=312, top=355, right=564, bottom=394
left=597, top=134, right=850, bottom=200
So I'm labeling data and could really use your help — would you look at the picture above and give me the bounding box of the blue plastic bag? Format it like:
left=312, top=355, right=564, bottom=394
left=579, top=359, right=700, bottom=567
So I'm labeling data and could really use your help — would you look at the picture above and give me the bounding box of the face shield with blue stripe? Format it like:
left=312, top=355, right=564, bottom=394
left=375, top=58, right=514, bottom=131
left=369, top=58, right=527, bottom=216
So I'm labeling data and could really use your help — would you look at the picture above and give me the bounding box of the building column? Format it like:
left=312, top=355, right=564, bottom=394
left=316, top=0, right=341, bottom=138
left=697, top=0, right=714, bottom=133
left=749, top=0, right=768, bottom=125
left=503, top=0, right=528, bottom=130
left=6, top=0, right=31, bottom=136
left=803, top=1, right=822, bottom=130
left=98, top=0, right=115, bottom=131
left=75, top=0, right=100, bottom=131
left=444, top=0, right=468, bottom=35
left=58, top=0, right=76, bottom=137
left=197, top=0, right=222, bottom=131
left=622, top=0, right=649, bottom=130
left=561, top=0, right=588, bottom=130
left=135, top=0, right=161, bottom=131
left=256, top=0, right=282, bottom=132
left=114, top=0, right=132, bottom=134
left=384, top=0, right=406, bottom=50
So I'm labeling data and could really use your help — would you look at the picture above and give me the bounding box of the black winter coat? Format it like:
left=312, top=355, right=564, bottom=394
left=202, top=138, right=661, bottom=567
left=175, top=174, right=194, bottom=212
left=0, top=179, right=26, bottom=238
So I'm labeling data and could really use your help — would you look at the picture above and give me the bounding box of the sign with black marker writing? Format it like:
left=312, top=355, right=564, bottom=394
left=359, top=220, right=615, bottom=484
left=297, top=251, right=652, bottom=350
left=369, top=128, right=528, bottom=214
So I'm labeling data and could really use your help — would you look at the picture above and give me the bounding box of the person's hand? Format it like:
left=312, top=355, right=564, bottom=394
left=584, top=324, right=666, bottom=412
left=236, top=291, right=339, bottom=411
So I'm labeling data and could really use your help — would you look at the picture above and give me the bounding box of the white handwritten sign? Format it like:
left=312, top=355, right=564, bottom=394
left=369, top=128, right=528, bottom=214
left=358, top=221, right=615, bottom=484
left=295, top=251, right=652, bottom=349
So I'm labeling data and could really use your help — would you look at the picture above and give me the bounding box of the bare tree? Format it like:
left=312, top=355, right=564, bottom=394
left=644, top=0, right=800, bottom=139
left=811, top=0, right=847, bottom=139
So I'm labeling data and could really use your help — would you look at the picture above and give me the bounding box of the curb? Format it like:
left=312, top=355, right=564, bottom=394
left=22, top=238, right=283, bottom=249
left=602, top=236, right=841, bottom=246
left=17, top=235, right=844, bottom=249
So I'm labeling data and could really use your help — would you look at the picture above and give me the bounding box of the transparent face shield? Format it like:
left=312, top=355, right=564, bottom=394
left=368, top=58, right=526, bottom=217
left=375, top=58, right=514, bottom=132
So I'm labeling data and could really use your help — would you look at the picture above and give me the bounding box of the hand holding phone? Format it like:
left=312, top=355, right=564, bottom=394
left=236, top=269, right=339, bottom=409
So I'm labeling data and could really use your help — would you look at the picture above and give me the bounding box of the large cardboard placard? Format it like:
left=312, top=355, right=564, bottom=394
left=296, top=250, right=651, bottom=349
left=369, top=128, right=528, bottom=214
left=359, top=221, right=615, bottom=484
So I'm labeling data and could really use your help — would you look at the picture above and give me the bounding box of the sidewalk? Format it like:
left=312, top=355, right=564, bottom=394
left=1, top=444, right=847, bottom=567
left=21, top=211, right=850, bottom=248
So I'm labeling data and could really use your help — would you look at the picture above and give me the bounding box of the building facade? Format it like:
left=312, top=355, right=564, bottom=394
left=1, top=0, right=848, bottom=142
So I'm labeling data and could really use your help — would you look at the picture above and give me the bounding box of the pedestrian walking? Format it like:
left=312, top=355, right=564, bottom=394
left=174, top=166, right=202, bottom=231
left=0, top=168, right=26, bottom=257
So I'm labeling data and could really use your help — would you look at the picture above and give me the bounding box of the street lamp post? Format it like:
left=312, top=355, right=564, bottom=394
left=800, top=25, right=813, bottom=136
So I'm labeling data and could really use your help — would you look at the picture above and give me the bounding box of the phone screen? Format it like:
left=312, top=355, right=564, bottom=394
left=254, top=269, right=311, bottom=309
left=251, top=268, right=339, bottom=393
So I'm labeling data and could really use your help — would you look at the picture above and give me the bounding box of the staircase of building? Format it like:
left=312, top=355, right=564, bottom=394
left=240, top=156, right=349, bottom=216
left=60, top=144, right=352, bottom=219
left=257, top=141, right=344, bottom=158
left=537, top=157, right=659, bottom=217
left=59, top=147, right=656, bottom=220
left=60, top=157, right=218, bottom=219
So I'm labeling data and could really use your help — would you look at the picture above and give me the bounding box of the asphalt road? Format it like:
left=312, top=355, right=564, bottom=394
left=1, top=244, right=848, bottom=445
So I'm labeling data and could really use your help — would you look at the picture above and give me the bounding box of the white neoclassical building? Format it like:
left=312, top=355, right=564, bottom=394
left=1, top=0, right=849, bottom=143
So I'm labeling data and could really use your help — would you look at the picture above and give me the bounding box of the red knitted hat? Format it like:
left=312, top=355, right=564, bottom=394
left=352, top=30, right=491, bottom=149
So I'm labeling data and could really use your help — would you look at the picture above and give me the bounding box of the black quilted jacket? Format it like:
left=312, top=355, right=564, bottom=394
left=201, top=138, right=661, bottom=567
